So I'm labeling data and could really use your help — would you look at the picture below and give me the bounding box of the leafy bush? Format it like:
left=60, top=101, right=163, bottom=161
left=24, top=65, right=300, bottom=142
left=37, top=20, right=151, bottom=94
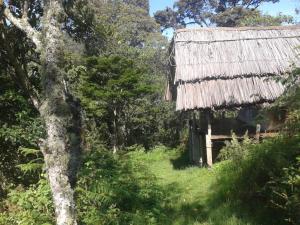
left=0, top=178, right=54, bottom=225
left=76, top=147, right=168, bottom=225
left=218, top=133, right=254, bottom=162
left=215, top=135, right=300, bottom=225
left=0, top=146, right=169, bottom=225
left=266, top=156, right=300, bottom=225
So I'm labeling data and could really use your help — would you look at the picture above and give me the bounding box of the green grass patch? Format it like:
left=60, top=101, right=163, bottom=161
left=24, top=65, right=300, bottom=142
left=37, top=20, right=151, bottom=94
left=127, top=146, right=268, bottom=225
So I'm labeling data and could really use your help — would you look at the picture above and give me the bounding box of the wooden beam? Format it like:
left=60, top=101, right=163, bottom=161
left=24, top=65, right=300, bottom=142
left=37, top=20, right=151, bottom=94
left=210, top=132, right=279, bottom=140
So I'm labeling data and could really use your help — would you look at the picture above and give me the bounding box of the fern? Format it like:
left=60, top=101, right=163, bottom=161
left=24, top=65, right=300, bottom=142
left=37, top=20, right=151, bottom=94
left=17, top=147, right=44, bottom=174
left=18, top=147, right=40, bottom=157
left=17, top=162, right=43, bottom=174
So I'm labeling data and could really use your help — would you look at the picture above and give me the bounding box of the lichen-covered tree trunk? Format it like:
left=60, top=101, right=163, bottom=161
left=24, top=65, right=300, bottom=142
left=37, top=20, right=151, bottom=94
left=2, top=0, right=81, bottom=224
left=39, top=1, right=80, bottom=224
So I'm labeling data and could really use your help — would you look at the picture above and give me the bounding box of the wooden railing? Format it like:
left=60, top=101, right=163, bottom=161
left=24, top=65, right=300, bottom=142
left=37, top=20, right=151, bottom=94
left=210, top=132, right=279, bottom=140
left=205, top=124, right=279, bottom=167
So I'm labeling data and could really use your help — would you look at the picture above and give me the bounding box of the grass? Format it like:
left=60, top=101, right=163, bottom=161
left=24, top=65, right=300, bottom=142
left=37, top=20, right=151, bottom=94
left=127, top=147, right=268, bottom=225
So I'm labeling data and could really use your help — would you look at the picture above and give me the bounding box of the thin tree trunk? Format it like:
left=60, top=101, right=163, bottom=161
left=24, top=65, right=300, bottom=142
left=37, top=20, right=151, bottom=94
left=112, top=106, right=118, bottom=154
left=39, top=1, right=80, bottom=224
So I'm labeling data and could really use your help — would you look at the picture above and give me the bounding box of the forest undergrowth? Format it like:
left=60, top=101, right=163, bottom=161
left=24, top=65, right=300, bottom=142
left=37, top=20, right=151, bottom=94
left=2, top=142, right=298, bottom=225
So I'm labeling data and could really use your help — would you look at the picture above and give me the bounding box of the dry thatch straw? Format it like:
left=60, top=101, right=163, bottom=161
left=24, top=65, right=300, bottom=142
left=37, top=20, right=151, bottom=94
left=168, top=26, right=300, bottom=111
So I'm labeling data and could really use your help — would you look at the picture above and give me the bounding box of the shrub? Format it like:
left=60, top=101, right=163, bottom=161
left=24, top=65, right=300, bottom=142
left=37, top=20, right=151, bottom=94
left=215, top=135, right=300, bottom=224
left=0, top=178, right=54, bottom=225
left=266, top=156, right=300, bottom=225
left=218, top=132, right=254, bottom=162
left=0, top=146, right=169, bottom=225
left=76, top=147, right=168, bottom=225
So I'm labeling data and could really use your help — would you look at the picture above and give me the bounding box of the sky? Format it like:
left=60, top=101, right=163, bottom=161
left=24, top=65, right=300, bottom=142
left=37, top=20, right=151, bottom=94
left=149, top=0, right=299, bottom=38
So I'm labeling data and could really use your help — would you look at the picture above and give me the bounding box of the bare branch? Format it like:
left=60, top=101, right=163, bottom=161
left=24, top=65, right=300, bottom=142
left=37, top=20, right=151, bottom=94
left=4, top=7, right=41, bottom=51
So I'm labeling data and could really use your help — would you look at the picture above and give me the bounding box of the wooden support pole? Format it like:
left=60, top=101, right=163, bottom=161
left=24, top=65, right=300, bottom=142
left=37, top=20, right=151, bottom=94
left=206, top=112, right=213, bottom=167
left=191, top=113, right=195, bottom=163
left=198, top=111, right=204, bottom=167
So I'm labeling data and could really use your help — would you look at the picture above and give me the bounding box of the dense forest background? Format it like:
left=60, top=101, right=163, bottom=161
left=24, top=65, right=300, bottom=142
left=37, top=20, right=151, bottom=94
left=0, top=0, right=299, bottom=225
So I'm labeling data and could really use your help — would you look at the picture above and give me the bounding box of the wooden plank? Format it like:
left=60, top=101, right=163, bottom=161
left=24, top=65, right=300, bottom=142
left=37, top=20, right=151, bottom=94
left=260, top=132, right=279, bottom=138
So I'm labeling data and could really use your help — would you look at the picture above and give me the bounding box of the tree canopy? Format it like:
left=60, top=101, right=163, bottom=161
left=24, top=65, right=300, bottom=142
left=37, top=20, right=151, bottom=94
left=154, top=0, right=293, bottom=30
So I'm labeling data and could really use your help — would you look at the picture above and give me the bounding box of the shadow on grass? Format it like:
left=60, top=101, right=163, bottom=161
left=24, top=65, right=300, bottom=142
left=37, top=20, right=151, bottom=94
left=167, top=161, right=281, bottom=224
left=202, top=195, right=285, bottom=225
left=162, top=191, right=277, bottom=225
left=162, top=184, right=271, bottom=225
left=170, top=147, right=194, bottom=170
left=202, top=167, right=290, bottom=225
left=161, top=183, right=209, bottom=225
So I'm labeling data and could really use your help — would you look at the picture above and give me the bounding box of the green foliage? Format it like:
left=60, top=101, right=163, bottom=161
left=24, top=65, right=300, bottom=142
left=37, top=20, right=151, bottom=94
left=215, top=135, right=300, bottom=225
left=0, top=179, right=54, bottom=225
left=266, top=157, right=300, bottom=225
left=66, top=50, right=181, bottom=149
left=272, top=68, right=300, bottom=134
left=218, top=133, right=253, bottom=162
left=64, top=0, right=181, bottom=151
left=70, top=55, right=155, bottom=148
left=238, top=11, right=293, bottom=26
left=125, top=147, right=265, bottom=225
left=3, top=146, right=297, bottom=225
left=0, top=72, right=43, bottom=198
left=76, top=147, right=168, bottom=225
left=62, top=0, right=180, bottom=151
left=1, top=1, right=182, bottom=224
left=70, top=0, right=161, bottom=55
left=123, top=0, right=150, bottom=13
left=16, top=147, right=43, bottom=174
left=0, top=146, right=171, bottom=225
left=82, top=55, right=152, bottom=110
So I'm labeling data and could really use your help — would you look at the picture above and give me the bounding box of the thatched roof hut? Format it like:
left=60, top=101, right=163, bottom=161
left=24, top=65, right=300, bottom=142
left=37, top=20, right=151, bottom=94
left=168, top=26, right=300, bottom=111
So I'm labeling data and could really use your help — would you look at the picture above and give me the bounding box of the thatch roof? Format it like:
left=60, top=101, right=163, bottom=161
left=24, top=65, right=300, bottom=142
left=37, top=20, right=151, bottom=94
left=169, top=26, right=300, bottom=111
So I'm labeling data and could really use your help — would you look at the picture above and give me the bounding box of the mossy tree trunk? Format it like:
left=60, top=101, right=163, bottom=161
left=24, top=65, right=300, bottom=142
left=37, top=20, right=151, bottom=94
left=39, top=1, right=80, bottom=224
left=3, top=1, right=81, bottom=224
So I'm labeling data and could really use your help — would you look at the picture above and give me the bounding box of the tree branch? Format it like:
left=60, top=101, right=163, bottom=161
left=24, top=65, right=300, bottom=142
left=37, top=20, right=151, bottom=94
left=0, top=27, right=40, bottom=109
left=22, top=0, right=29, bottom=19
left=8, top=57, right=40, bottom=109
left=4, top=7, right=41, bottom=51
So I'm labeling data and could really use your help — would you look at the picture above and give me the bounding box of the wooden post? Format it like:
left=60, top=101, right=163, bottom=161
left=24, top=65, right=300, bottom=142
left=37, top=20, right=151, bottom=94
left=206, top=112, right=213, bottom=167
left=198, top=111, right=204, bottom=167
left=256, top=124, right=261, bottom=141
left=190, top=115, right=195, bottom=163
